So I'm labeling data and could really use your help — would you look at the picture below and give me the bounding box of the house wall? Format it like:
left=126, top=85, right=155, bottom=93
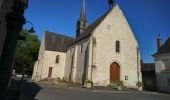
left=64, top=38, right=91, bottom=84
left=154, top=54, right=170, bottom=93
left=32, top=34, right=46, bottom=81
left=0, top=0, right=14, bottom=59
left=40, top=50, right=66, bottom=80
left=91, top=5, right=142, bottom=88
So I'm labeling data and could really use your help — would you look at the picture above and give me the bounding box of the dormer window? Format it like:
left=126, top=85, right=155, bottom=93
left=116, top=41, right=120, bottom=53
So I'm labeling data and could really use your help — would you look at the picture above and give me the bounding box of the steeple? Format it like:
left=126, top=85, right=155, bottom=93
left=76, top=0, right=88, bottom=38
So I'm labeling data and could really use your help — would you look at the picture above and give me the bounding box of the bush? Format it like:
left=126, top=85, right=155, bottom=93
left=136, top=81, right=143, bottom=87
left=86, top=80, right=93, bottom=86
left=116, top=80, right=124, bottom=87
left=60, top=77, right=67, bottom=83
left=56, top=77, right=60, bottom=82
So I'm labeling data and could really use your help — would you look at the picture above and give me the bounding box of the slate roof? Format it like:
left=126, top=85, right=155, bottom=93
left=68, top=10, right=110, bottom=46
left=141, top=63, right=155, bottom=72
left=153, top=37, right=170, bottom=56
left=44, top=31, right=74, bottom=52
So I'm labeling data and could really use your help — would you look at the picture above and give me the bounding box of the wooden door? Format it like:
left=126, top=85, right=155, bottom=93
left=48, top=67, right=53, bottom=78
left=110, top=62, right=120, bottom=83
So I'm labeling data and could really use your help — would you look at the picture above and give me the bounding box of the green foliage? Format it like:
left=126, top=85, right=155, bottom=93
left=116, top=80, right=124, bottom=87
left=136, top=81, right=143, bottom=87
left=86, top=80, right=93, bottom=86
left=14, top=29, right=40, bottom=74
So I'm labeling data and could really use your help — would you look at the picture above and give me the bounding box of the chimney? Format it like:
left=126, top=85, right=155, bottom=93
left=157, top=34, right=163, bottom=51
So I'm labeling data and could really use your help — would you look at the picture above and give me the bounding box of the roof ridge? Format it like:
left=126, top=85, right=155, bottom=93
left=45, top=30, right=74, bottom=39
left=68, top=5, right=117, bottom=46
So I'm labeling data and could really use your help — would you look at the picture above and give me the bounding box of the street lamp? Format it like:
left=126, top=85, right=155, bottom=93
left=27, top=21, right=36, bottom=33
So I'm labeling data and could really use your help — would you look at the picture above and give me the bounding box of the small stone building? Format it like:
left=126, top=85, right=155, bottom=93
left=153, top=35, right=170, bottom=93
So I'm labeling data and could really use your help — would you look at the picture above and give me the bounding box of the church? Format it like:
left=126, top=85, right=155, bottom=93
left=32, top=0, right=142, bottom=88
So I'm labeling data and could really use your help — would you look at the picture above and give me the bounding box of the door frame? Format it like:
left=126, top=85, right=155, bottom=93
left=110, top=62, right=121, bottom=83
left=48, top=67, right=53, bottom=78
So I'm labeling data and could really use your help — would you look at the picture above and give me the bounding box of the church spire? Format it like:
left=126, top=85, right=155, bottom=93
left=76, top=0, right=88, bottom=38
left=80, top=0, right=86, bottom=20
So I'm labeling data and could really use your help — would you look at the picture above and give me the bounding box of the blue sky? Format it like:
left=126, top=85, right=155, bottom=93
left=24, top=0, right=170, bottom=63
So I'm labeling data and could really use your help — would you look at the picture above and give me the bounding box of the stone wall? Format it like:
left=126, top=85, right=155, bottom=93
left=64, top=38, right=91, bottom=83
left=40, top=50, right=66, bottom=79
left=32, top=33, right=46, bottom=81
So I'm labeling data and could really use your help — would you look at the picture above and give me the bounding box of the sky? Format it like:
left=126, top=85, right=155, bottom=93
left=24, top=0, right=170, bottom=63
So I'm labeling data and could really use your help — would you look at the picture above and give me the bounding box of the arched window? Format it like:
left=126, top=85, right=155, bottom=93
left=116, top=41, right=120, bottom=53
left=56, top=55, right=60, bottom=63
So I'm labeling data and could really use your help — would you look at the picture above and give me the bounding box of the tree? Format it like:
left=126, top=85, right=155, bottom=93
left=14, top=29, right=40, bottom=75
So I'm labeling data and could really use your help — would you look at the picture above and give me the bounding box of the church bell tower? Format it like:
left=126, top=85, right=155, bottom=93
left=76, top=0, right=88, bottom=38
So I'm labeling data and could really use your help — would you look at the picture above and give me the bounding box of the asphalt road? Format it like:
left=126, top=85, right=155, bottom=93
left=34, top=84, right=170, bottom=100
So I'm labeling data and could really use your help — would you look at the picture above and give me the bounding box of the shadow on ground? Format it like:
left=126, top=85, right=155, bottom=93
left=7, top=79, right=42, bottom=100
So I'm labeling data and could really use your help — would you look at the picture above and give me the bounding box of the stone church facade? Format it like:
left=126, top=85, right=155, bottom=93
left=32, top=0, right=142, bottom=88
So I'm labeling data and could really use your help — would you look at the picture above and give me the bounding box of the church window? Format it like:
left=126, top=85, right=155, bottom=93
left=116, top=41, right=120, bottom=53
left=56, top=55, right=60, bottom=63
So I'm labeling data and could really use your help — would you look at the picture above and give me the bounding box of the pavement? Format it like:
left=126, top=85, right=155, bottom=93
left=34, top=83, right=170, bottom=100
left=7, top=79, right=170, bottom=100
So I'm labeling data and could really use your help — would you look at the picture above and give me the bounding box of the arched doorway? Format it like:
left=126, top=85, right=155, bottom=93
left=110, top=62, right=120, bottom=83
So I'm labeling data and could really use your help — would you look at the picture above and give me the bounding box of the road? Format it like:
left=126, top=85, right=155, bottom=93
left=33, top=84, right=170, bottom=100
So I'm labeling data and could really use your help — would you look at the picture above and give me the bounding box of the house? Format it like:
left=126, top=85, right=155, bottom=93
left=32, top=0, right=142, bottom=89
left=153, top=35, right=170, bottom=93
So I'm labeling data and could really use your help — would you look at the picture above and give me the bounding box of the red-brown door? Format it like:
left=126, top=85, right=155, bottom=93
left=48, top=67, right=53, bottom=78
left=110, top=62, right=120, bottom=83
